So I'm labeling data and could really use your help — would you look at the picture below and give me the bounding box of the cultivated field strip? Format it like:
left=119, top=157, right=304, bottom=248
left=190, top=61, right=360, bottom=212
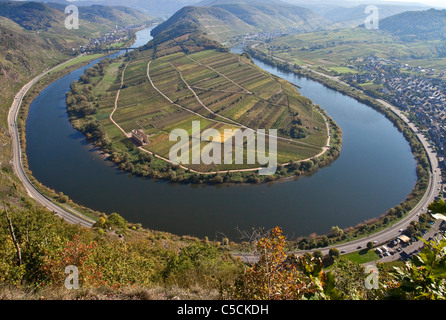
left=104, top=49, right=330, bottom=172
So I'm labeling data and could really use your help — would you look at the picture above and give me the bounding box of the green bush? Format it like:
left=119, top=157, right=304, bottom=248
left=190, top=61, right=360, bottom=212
left=107, top=212, right=127, bottom=229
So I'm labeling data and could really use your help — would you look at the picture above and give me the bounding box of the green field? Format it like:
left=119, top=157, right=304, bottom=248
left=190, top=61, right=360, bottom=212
left=343, top=249, right=380, bottom=264
left=50, top=54, right=104, bottom=73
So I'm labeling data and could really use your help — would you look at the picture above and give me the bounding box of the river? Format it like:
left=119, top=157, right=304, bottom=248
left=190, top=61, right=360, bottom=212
left=25, top=28, right=417, bottom=241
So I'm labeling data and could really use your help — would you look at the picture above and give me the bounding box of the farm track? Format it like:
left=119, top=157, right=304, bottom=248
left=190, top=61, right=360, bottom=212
left=107, top=55, right=332, bottom=175
left=165, top=58, right=324, bottom=149
left=186, top=54, right=251, bottom=94
left=110, top=62, right=132, bottom=138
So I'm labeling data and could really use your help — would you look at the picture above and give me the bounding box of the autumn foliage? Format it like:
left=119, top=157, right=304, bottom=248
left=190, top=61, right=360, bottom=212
left=229, top=227, right=334, bottom=300
left=41, top=233, right=105, bottom=288
left=1, top=205, right=445, bottom=300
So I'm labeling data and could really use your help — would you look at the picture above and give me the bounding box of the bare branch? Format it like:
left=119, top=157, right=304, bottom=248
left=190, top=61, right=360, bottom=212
left=3, top=207, right=22, bottom=266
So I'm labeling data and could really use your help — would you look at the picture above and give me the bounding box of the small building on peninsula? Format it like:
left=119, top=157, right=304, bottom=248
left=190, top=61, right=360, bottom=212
left=131, top=129, right=149, bottom=146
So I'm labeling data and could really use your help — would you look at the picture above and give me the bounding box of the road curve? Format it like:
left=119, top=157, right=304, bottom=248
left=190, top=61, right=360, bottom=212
left=292, top=66, right=442, bottom=255
left=8, top=57, right=95, bottom=228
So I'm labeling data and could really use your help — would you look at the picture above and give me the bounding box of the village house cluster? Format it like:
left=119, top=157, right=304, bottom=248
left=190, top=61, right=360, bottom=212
left=79, top=25, right=143, bottom=53
left=344, top=56, right=446, bottom=169
left=232, top=31, right=286, bottom=43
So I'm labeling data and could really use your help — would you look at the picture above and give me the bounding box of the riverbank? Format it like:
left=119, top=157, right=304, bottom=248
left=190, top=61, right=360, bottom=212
left=14, top=55, right=112, bottom=223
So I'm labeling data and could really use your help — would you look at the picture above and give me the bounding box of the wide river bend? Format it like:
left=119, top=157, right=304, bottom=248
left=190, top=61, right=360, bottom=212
left=25, top=28, right=417, bottom=240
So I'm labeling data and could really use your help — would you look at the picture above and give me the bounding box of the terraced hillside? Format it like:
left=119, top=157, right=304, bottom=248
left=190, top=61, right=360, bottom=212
left=150, top=6, right=256, bottom=44
left=150, top=1, right=329, bottom=44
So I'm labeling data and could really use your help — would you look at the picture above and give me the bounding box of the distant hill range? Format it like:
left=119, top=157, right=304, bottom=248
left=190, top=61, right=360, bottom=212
left=0, top=1, right=160, bottom=31
left=151, top=0, right=329, bottom=43
left=24, top=0, right=203, bottom=17
left=27, top=0, right=438, bottom=32
left=378, top=8, right=446, bottom=40
left=0, top=0, right=157, bottom=110
left=312, top=3, right=428, bottom=27
left=47, top=3, right=160, bottom=27
left=199, top=0, right=329, bottom=32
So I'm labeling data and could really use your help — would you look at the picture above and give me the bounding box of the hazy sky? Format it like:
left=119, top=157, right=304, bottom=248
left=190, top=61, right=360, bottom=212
left=381, top=0, right=446, bottom=7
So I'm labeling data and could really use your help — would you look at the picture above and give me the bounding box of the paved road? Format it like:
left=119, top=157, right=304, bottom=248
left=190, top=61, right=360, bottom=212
left=8, top=58, right=95, bottom=228
left=236, top=96, right=441, bottom=263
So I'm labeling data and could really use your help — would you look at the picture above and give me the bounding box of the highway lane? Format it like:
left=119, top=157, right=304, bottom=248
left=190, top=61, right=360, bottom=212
left=8, top=57, right=95, bottom=228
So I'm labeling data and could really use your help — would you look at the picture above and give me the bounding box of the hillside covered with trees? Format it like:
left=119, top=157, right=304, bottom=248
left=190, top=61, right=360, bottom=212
left=1, top=204, right=445, bottom=300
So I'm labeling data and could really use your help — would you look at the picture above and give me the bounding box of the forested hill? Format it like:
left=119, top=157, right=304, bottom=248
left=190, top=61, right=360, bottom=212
left=46, top=3, right=161, bottom=27
left=0, top=1, right=157, bottom=88
left=0, top=1, right=157, bottom=215
left=0, top=1, right=65, bottom=31
left=378, top=8, right=446, bottom=40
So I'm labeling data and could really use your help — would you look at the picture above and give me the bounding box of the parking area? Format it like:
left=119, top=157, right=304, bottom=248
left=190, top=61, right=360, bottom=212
left=376, top=221, right=445, bottom=262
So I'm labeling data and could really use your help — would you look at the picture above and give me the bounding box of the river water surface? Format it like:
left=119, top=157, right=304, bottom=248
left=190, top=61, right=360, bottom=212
left=25, top=28, right=417, bottom=240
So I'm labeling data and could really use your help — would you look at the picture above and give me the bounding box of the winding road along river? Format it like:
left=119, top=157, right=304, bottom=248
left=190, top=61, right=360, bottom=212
left=25, top=28, right=417, bottom=241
